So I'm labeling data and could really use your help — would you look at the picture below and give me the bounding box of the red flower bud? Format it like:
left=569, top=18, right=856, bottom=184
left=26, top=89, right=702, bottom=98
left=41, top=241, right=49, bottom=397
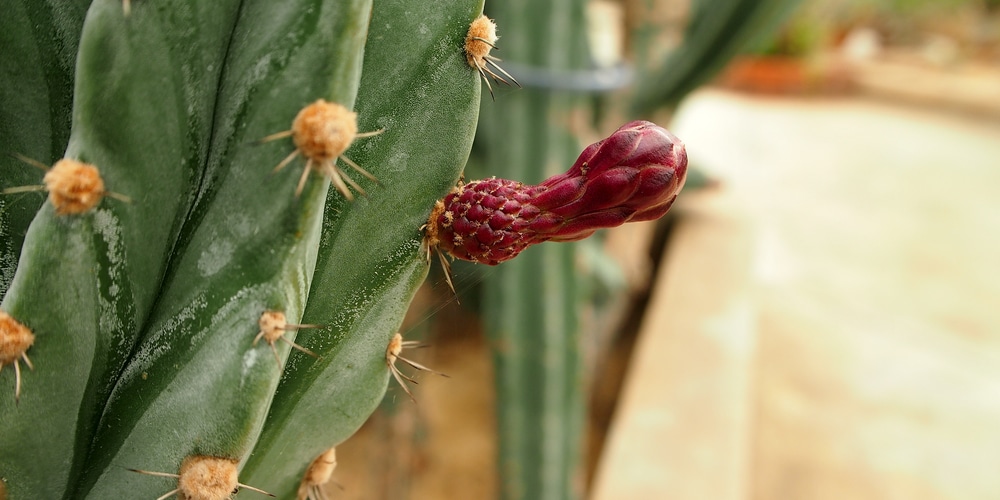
left=425, top=121, right=687, bottom=265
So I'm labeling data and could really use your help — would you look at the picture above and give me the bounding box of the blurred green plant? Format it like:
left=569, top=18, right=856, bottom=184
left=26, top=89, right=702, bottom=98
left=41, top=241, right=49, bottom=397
left=750, top=12, right=829, bottom=57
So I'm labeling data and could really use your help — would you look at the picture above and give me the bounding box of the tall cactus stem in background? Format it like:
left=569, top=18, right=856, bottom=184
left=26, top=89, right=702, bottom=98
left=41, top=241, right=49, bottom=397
left=477, top=1, right=591, bottom=498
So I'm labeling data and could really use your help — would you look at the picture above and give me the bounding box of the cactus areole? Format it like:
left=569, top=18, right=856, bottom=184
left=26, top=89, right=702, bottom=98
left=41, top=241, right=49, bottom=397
left=43, top=159, right=107, bottom=215
left=0, top=311, right=34, bottom=401
left=425, top=121, right=688, bottom=265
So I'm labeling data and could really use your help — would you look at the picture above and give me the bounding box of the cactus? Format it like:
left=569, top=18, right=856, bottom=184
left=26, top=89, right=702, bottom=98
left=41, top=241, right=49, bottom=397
left=0, top=0, right=481, bottom=497
left=0, top=0, right=691, bottom=499
left=463, top=0, right=799, bottom=497
left=461, top=1, right=596, bottom=498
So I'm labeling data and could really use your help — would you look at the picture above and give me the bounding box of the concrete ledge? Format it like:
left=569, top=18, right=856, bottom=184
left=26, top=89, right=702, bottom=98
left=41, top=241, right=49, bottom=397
left=591, top=189, right=756, bottom=500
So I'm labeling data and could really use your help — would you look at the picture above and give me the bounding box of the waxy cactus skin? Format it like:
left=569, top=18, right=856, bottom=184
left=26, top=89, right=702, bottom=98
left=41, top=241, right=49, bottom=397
left=426, top=120, right=688, bottom=265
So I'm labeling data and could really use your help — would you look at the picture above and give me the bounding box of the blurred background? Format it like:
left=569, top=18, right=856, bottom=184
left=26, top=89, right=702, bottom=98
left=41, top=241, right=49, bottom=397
left=332, top=0, right=1000, bottom=498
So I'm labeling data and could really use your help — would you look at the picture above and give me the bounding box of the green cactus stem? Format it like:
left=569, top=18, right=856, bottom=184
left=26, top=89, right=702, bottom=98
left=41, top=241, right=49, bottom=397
left=76, top=0, right=372, bottom=497
left=238, top=1, right=483, bottom=496
left=1, top=0, right=487, bottom=494
left=473, top=0, right=592, bottom=498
